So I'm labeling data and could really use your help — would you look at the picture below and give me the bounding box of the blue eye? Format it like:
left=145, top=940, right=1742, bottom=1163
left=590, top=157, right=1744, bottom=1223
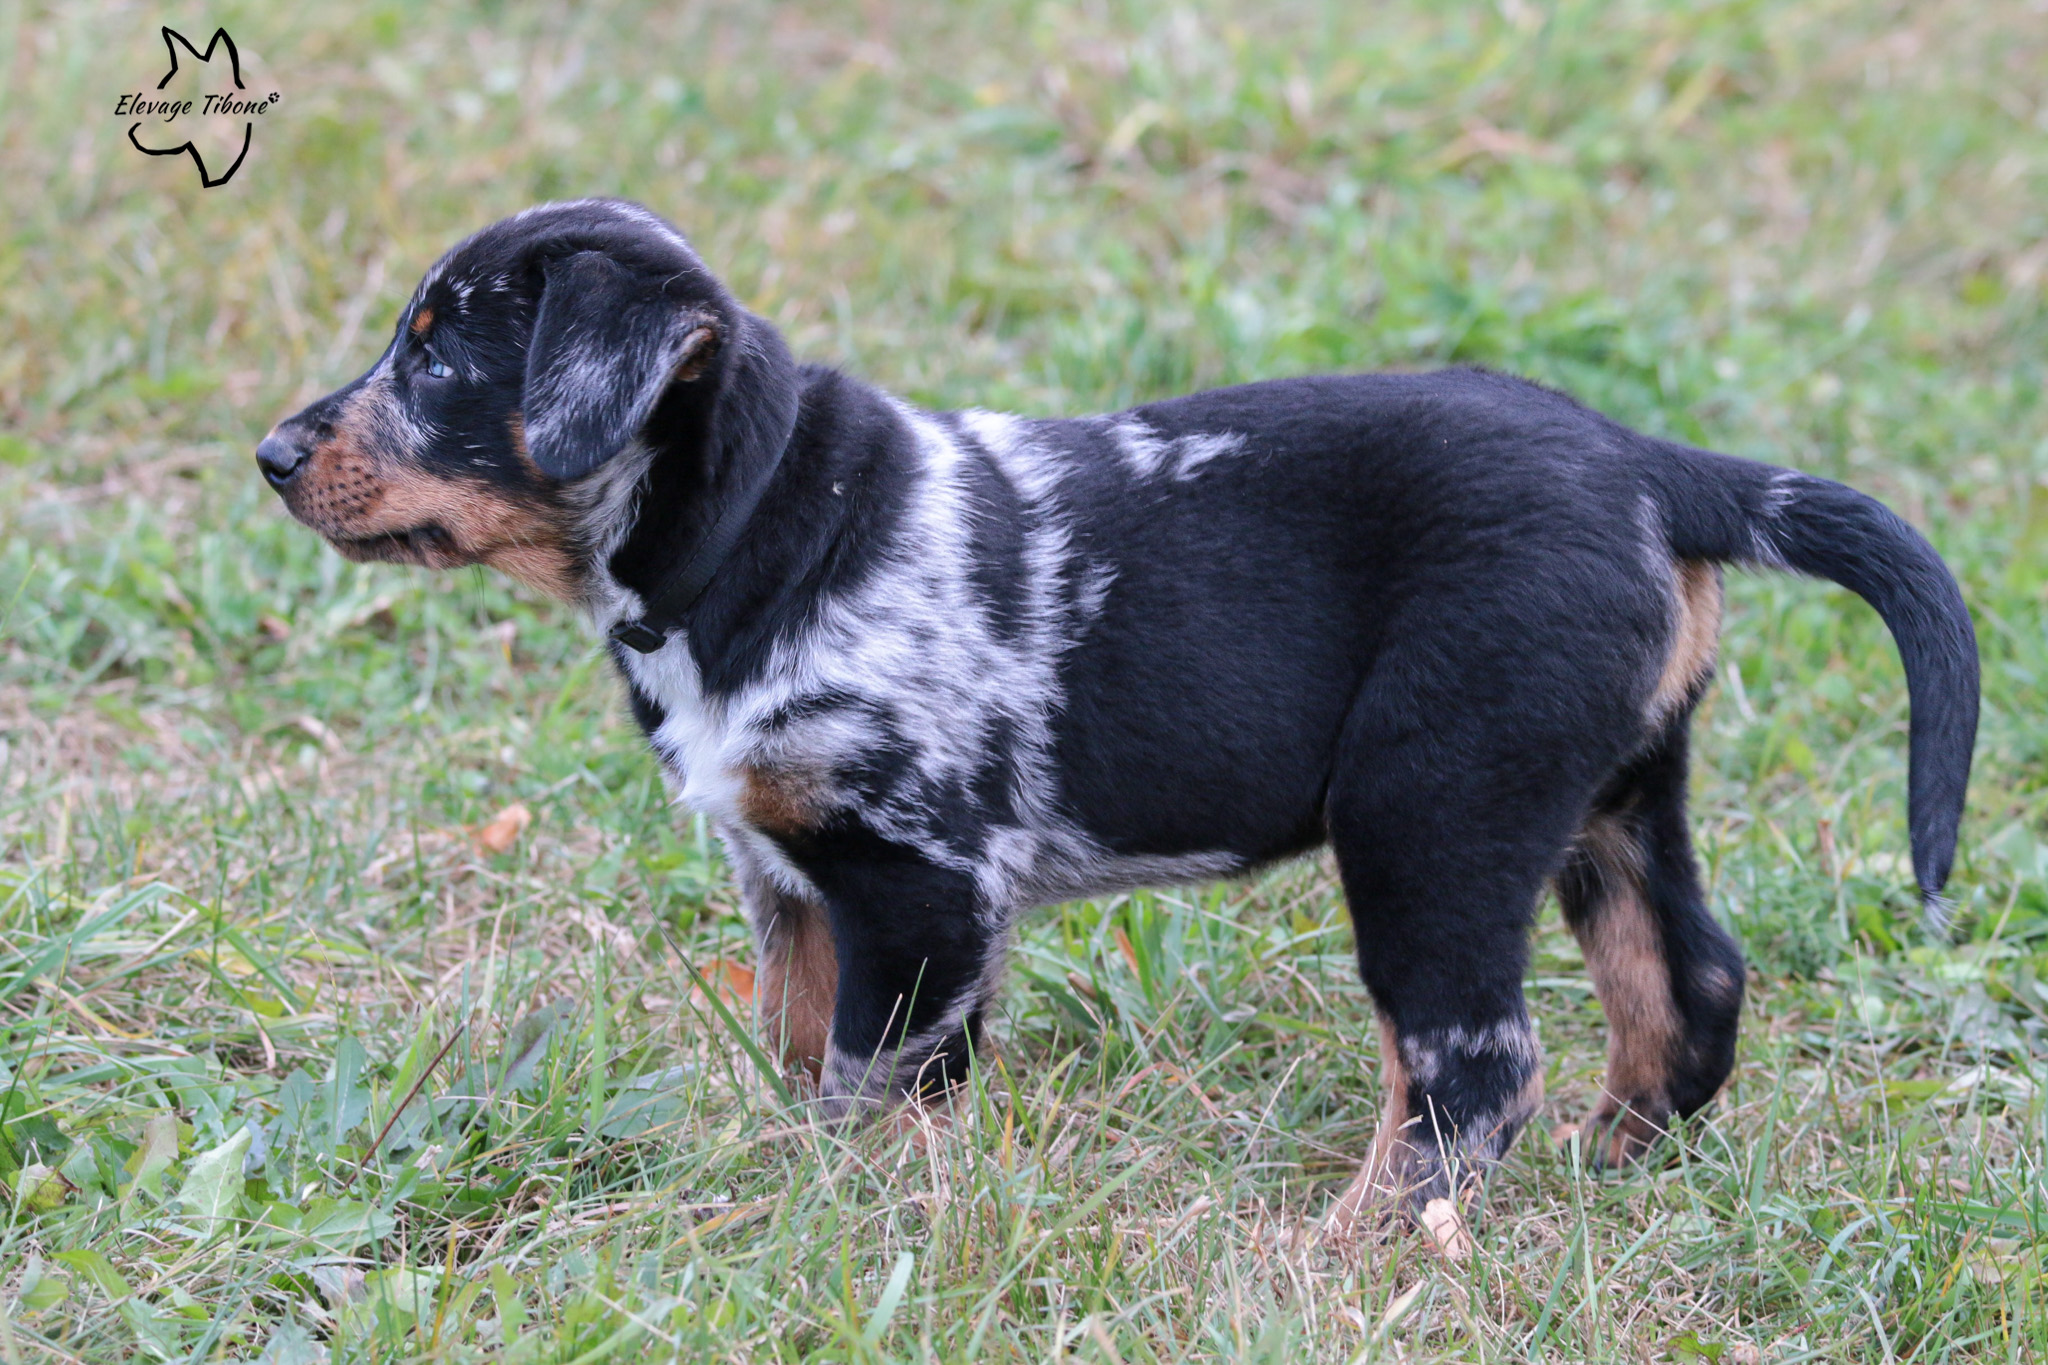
left=426, top=358, right=454, bottom=379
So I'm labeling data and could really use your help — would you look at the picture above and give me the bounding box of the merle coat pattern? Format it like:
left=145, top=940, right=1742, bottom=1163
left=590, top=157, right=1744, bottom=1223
left=257, top=199, right=1978, bottom=1226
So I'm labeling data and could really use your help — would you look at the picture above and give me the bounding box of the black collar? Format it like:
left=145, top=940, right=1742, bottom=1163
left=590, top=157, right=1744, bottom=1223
left=606, top=436, right=790, bottom=655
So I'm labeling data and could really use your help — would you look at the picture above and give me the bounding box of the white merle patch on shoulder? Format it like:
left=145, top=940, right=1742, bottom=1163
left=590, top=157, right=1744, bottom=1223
left=956, top=409, right=1067, bottom=502
left=1108, top=418, right=1247, bottom=481
left=1172, top=430, right=1248, bottom=478
left=1634, top=492, right=1670, bottom=582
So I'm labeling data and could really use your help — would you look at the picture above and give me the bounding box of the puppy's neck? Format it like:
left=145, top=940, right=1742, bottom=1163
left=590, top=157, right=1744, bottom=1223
left=569, top=374, right=812, bottom=684
left=576, top=366, right=908, bottom=698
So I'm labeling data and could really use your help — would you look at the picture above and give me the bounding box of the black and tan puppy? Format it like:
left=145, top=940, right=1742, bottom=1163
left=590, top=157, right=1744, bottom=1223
left=257, top=199, right=1977, bottom=1227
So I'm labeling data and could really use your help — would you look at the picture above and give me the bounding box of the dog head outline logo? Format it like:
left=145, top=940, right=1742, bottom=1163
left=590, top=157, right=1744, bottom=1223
left=123, top=27, right=274, bottom=188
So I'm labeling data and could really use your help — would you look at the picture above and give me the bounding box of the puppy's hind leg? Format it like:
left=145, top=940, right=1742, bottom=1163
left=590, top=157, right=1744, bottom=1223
left=1312, top=544, right=1678, bottom=1238
left=1557, top=715, right=1745, bottom=1168
left=1323, top=832, right=1550, bottom=1232
left=1320, top=643, right=1628, bottom=1233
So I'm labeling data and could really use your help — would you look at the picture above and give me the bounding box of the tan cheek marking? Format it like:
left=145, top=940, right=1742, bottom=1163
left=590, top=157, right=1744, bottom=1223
left=290, top=402, right=384, bottom=529
left=484, top=543, right=581, bottom=600
left=282, top=388, right=580, bottom=598
left=290, top=382, right=413, bottom=526
left=1650, top=559, right=1723, bottom=721
left=375, top=471, right=581, bottom=599
left=505, top=411, right=559, bottom=489
left=756, top=895, right=839, bottom=1081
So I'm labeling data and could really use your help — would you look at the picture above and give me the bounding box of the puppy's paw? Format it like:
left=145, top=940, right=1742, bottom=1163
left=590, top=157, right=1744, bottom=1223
left=1319, top=1180, right=1474, bottom=1264
left=1578, top=1102, right=1672, bottom=1171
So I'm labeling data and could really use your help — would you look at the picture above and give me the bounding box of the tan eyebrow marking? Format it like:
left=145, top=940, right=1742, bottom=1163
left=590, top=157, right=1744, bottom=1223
left=410, top=307, right=434, bottom=336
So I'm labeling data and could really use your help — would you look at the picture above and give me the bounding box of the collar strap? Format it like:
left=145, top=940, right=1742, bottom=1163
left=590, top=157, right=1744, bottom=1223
left=606, top=442, right=787, bottom=655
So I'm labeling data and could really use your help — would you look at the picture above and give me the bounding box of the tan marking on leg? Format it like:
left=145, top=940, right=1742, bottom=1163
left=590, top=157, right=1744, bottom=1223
left=1650, top=559, right=1723, bottom=722
left=756, top=893, right=838, bottom=1083
left=1325, top=1018, right=1414, bottom=1237
left=1365, top=1017, right=1417, bottom=1188
left=1572, top=814, right=1682, bottom=1165
left=1698, top=960, right=1743, bottom=1012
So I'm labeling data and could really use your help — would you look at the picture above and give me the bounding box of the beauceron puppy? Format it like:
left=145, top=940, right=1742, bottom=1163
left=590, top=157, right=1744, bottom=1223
left=257, top=198, right=1977, bottom=1230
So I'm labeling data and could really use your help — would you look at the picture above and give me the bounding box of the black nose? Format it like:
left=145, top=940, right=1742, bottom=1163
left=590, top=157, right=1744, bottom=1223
left=256, top=435, right=308, bottom=488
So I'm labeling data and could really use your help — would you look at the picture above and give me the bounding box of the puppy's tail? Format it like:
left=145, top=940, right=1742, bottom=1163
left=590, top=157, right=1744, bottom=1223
left=1643, top=442, right=1978, bottom=930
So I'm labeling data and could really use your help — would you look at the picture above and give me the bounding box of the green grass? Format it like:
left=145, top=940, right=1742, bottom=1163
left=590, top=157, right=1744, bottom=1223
left=3, top=0, right=2047, bottom=1359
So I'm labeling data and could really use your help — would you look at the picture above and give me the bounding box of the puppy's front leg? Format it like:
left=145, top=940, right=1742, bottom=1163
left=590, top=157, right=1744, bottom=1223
left=801, top=844, right=1003, bottom=1119
left=729, top=851, right=840, bottom=1086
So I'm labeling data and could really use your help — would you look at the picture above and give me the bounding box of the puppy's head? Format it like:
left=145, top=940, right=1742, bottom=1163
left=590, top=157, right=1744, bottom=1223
left=257, top=199, right=761, bottom=599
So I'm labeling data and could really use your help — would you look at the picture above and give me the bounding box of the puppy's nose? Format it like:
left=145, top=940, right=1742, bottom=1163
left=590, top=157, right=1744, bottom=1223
left=256, top=435, right=309, bottom=488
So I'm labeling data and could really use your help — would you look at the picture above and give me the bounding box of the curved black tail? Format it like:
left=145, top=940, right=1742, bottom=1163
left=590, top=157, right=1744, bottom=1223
left=1642, top=443, right=1979, bottom=926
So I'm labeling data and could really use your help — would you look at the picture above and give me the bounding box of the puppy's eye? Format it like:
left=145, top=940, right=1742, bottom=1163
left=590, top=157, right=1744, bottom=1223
left=425, top=358, right=454, bottom=379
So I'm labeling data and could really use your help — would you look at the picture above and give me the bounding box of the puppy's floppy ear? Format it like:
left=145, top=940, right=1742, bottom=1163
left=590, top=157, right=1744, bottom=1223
left=522, top=251, right=721, bottom=481
left=701, top=310, right=801, bottom=494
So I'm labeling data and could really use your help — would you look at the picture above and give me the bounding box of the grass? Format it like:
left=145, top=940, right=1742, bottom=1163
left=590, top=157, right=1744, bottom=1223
left=2, top=0, right=2046, bottom=1358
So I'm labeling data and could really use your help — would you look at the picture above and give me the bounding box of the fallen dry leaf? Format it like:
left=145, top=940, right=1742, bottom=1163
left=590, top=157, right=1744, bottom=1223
left=258, top=614, right=292, bottom=641
left=689, top=958, right=756, bottom=1010
left=1112, top=925, right=1141, bottom=974
left=476, top=802, right=532, bottom=855
left=1421, top=1197, right=1472, bottom=1261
